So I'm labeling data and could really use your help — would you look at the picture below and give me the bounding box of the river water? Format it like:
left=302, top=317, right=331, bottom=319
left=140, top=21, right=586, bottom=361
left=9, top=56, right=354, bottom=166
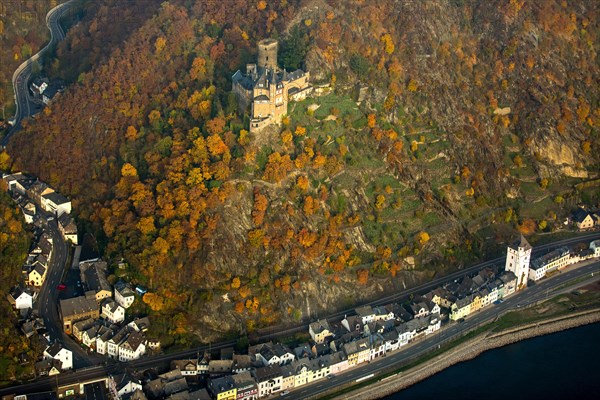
left=386, top=322, right=600, bottom=400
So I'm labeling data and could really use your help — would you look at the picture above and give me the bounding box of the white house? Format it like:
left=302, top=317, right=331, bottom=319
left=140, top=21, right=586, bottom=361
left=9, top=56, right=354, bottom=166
left=254, top=365, right=282, bottom=397
left=114, top=281, right=135, bottom=309
left=41, top=191, right=72, bottom=216
left=44, top=342, right=73, bottom=371
left=254, top=343, right=295, bottom=366
left=397, top=323, right=416, bottom=347
left=82, top=326, right=98, bottom=349
left=505, top=235, right=531, bottom=290
left=102, top=299, right=125, bottom=324
left=96, top=326, right=115, bottom=355
left=8, top=286, right=33, bottom=310
left=108, top=327, right=129, bottom=359
left=529, top=247, right=570, bottom=281
left=109, top=372, right=142, bottom=400
left=118, top=331, right=146, bottom=362
left=425, top=313, right=442, bottom=335
left=355, top=305, right=376, bottom=325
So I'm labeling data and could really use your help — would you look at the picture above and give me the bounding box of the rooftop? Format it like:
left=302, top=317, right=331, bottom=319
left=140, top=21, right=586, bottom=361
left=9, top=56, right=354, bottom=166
left=60, top=296, right=98, bottom=317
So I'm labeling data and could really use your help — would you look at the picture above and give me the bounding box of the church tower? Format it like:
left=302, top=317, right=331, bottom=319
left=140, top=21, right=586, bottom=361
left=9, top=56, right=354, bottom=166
left=505, top=234, right=532, bottom=290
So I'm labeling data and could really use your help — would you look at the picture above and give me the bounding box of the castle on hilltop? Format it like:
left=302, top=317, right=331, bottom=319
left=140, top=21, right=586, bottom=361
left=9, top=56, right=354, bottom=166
left=232, top=39, right=312, bottom=132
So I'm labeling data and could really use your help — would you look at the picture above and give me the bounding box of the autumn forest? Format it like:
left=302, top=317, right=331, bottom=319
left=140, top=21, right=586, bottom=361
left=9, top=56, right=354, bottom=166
left=1, top=0, right=598, bottom=346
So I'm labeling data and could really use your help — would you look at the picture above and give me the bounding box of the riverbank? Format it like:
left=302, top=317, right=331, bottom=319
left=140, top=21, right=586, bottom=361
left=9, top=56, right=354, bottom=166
left=333, top=307, right=600, bottom=400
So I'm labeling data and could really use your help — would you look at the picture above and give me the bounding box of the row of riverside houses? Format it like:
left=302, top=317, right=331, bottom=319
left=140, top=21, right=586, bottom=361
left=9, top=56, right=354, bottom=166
left=104, top=235, right=600, bottom=400
left=443, top=235, right=599, bottom=321
left=59, top=259, right=160, bottom=363
left=1, top=172, right=77, bottom=375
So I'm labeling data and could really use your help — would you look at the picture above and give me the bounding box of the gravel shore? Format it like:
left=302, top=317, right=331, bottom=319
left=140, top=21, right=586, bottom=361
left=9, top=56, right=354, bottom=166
left=335, top=308, right=600, bottom=400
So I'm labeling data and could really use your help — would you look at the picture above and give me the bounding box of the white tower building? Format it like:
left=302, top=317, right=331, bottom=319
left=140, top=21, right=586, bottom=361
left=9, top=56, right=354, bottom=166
left=505, top=235, right=532, bottom=290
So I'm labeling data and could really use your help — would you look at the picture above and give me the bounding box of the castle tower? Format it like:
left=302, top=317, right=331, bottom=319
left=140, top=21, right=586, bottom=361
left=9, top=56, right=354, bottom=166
left=257, top=38, right=278, bottom=71
left=505, top=234, right=532, bottom=290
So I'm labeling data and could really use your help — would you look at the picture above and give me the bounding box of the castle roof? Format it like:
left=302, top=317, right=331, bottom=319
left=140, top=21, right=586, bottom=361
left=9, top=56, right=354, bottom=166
left=509, top=234, right=532, bottom=252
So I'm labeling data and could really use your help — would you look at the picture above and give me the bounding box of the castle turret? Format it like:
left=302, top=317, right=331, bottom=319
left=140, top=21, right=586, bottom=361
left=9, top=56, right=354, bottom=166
left=505, top=234, right=532, bottom=290
left=257, top=39, right=278, bottom=71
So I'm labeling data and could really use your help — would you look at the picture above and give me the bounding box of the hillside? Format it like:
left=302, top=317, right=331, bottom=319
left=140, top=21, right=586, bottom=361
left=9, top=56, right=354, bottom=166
left=0, top=184, right=33, bottom=383
left=0, top=0, right=55, bottom=123
left=6, top=0, right=599, bottom=345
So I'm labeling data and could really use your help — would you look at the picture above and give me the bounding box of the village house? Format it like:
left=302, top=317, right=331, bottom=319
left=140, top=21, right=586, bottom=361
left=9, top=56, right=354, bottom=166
left=590, top=240, right=600, bottom=257
left=232, top=371, right=258, bottom=400
left=342, top=337, right=371, bottom=367
left=232, top=353, right=253, bottom=374
left=108, top=372, right=143, bottom=400
left=27, top=260, right=47, bottom=287
left=58, top=213, right=78, bottom=245
left=28, top=180, right=54, bottom=205
left=309, top=319, right=332, bottom=344
left=208, top=360, right=234, bottom=376
left=72, top=317, right=95, bottom=341
left=114, top=280, right=135, bottom=309
left=35, top=358, right=62, bottom=377
left=172, top=359, right=200, bottom=376
left=118, top=330, right=146, bottom=361
left=41, top=191, right=71, bottom=216
left=43, top=342, right=73, bottom=370
left=529, top=246, right=571, bottom=281
left=253, top=364, right=282, bottom=398
left=128, top=316, right=151, bottom=332
left=101, top=298, right=125, bottom=324
left=572, top=208, right=595, bottom=230
left=328, top=351, right=349, bottom=375
left=8, top=285, right=34, bottom=310
left=41, top=80, right=64, bottom=104
left=108, top=326, right=130, bottom=359
left=251, top=342, right=295, bottom=367
left=450, top=295, right=473, bottom=321
left=280, top=364, right=296, bottom=392
left=354, top=305, right=376, bottom=325
left=208, top=375, right=237, bottom=400
left=232, top=39, right=312, bottom=133
left=80, top=260, right=112, bottom=302
left=30, top=76, right=49, bottom=96
left=145, top=369, right=188, bottom=399
left=59, top=295, right=99, bottom=334
left=96, top=325, right=117, bottom=355
left=498, top=271, right=518, bottom=297
left=82, top=325, right=99, bottom=349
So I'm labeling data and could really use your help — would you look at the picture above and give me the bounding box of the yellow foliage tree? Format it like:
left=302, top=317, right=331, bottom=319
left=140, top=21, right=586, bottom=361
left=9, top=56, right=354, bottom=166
left=417, top=231, right=430, bottom=245
left=231, top=277, right=241, bottom=289
left=143, top=292, right=165, bottom=311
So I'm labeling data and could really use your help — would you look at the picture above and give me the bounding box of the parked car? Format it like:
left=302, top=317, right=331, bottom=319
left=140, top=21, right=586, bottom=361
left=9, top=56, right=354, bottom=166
left=57, top=284, right=66, bottom=291
left=280, top=391, right=290, bottom=396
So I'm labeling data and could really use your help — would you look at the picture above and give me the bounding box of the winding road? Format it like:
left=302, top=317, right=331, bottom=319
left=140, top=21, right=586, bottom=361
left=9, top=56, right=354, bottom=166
left=0, top=0, right=74, bottom=148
